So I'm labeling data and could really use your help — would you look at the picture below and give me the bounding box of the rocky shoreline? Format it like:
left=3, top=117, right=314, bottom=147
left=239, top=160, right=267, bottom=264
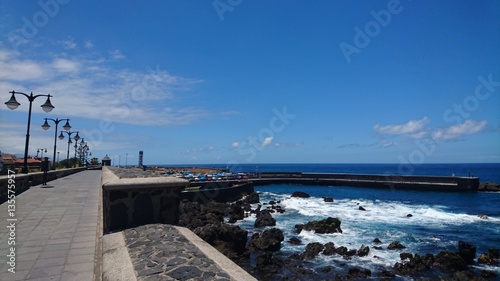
left=177, top=191, right=499, bottom=280
left=478, top=182, right=500, bottom=192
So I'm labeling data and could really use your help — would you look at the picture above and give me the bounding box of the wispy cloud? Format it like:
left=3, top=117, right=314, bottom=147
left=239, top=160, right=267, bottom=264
left=261, top=136, right=273, bottom=147
left=109, top=49, right=125, bottom=60
left=186, top=146, right=218, bottom=154
left=373, top=117, right=429, bottom=139
left=433, top=120, right=488, bottom=140
left=0, top=47, right=206, bottom=126
left=273, top=141, right=303, bottom=148
left=337, top=143, right=361, bottom=149
left=84, top=41, right=94, bottom=49
left=61, top=38, right=77, bottom=49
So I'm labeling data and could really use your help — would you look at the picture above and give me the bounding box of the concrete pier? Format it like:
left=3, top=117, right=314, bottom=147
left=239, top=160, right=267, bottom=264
left=253, top=172, right=480, bottom=191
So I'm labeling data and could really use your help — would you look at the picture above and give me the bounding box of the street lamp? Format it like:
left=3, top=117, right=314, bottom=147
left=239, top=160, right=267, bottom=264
left=77, top=142, right=90, bottom=166
left=36, top=148, right=47, bottom=159
left=75, top=138, right=85, bottom=166
left=59, top=131, right=79, bottom=167
left=42, top=118, right=71, bottom=170
left=5, top=91, right=54, bottom=173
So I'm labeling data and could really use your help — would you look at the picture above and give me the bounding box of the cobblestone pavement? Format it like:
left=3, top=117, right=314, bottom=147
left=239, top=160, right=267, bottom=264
left=0, top=170, right=101, bottom=281
left=123, top=224, right=235, bottom=281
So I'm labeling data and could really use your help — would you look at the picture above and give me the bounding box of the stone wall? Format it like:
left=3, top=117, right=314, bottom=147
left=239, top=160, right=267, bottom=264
left=101, top=167, right=188, bottom=234
left=0, top=167, right=88, bottom=203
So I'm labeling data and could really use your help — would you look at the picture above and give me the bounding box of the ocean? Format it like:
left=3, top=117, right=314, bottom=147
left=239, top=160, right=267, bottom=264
left=182, top=163, right=500, bottom=278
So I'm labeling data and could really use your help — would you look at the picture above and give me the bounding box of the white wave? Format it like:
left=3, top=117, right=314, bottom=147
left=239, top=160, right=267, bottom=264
left=279, top=196, right=499, bottom=228
left=248, top=191, right=500, bottom=275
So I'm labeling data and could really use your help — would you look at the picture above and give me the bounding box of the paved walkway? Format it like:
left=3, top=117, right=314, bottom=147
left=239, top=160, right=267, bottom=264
left=0, top=170, right=101, bottom=281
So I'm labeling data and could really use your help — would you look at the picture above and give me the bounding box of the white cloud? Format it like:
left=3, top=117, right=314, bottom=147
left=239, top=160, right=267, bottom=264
left=51, top=58, right=80, bottom=73
left=84, top=41, right=94, bottom=49
left=61, top=39, right=77, bottom=49
left=0, top=47, right=205, bottom=126
left=186, top=146, right=217, bottom=154
left=0, top=50, right=46, bottom=81
left=231, top=142, right=240, bottom=149
left=274, top=141, right=303, bottom=148
left=109, top=49, right=126, bottom=60
left=261, top=136, right=273, bottom=147
left=432, top=120, right=488, bottom=140
left=374, top=117, right=429, bottom=139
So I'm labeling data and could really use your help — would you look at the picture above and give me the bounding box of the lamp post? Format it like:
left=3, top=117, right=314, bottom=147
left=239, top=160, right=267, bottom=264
left=42, top=118, right=71, bottom=170
left=59, top=131, right=80, bottom=167
left=77, top=142, right=90, bottom=166
left=36, top=148, right=47, bottom=159
left=74, top=138, right=83, bottom=167
left=5, top=91, right=54, bottom=173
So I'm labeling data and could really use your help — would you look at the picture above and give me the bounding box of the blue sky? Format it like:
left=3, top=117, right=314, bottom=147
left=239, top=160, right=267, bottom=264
left=1, top=0, right=499, bottom=166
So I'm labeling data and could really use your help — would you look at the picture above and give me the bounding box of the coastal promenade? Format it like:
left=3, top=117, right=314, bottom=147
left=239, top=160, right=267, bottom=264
left=0, top=170, right=101, bottom=281
left=0, top=169, right=257, bottom=281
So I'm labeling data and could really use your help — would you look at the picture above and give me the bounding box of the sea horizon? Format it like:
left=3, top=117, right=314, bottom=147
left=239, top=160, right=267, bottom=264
left=150, top=163, right=500, bottom=183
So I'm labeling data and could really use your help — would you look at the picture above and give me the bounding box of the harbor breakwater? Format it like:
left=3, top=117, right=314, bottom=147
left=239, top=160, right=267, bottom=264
left=254, top=172, right=480, bottom=191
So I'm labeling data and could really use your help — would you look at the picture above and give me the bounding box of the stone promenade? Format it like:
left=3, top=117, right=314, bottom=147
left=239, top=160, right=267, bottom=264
left=0, top=170, right=102, bottom=281
left=1, top=169, right=257, bottom=281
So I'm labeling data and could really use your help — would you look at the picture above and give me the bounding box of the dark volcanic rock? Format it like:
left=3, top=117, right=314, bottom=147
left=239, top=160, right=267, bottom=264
left=288, top=237, right=302, bottom=245
left=241, top=192, right=260, bottom=204
left=250, top=228, right=284, bottom=252
left=345, top=249, right=357, bottom=257
left=291, top=191, right=310, bottom=198
left=347, top=267, right=371, bottom=278
left=373, top=238, right=382, bottom=243
left=255, top=252, right=283, bottom=278
left=358, top=206, right=366, bottom=211
left=193, top=223, right=247, bottom=259
left=178, top=200, right=226, bottom=229
left=458, top=241, right=476, bottom=264
left=434, top=251, right=468, bottom=272
left=228, top=201, right=245, bottom=223
left=323, top=197, right=334, bottom=202
left=303, top=217, right=342, bottom=234
left=357, top=245, right=370, bottom=257
left=394, top=253, right=435, bottom=275
left=400, top=252, right=413, bottom=260
left=478, top=247, right=498, bottom=265
left=323, top=242, right=336, bottom=256
left=336, top=246, right=348, bottom=255
left=387, top=241, right=406, bottom=250
left=294, top=224, right=304, bottom=234
left=302, top=242, right=324, bottom=259
left=479, top=181, right=500, bottom=191
left=254, top=209, right=276, bottom=227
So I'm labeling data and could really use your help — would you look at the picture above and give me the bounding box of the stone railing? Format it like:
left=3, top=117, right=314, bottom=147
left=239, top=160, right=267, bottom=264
left=0, top=167, right=88, bottom=203
left=101, top=167, right=188, bottom=234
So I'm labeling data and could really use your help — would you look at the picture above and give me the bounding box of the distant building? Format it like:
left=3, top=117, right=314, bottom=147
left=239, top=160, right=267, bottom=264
left=102, top=154, right=111, bottom=166
left=138, top=151, right=143, bottom=167
left=1, top=154, right=42, bottom=170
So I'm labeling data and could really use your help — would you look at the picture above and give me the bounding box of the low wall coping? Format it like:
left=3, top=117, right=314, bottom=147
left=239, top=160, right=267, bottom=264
left=101, top=166, right=188, bottom=190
